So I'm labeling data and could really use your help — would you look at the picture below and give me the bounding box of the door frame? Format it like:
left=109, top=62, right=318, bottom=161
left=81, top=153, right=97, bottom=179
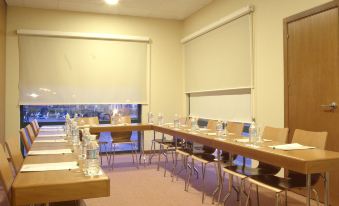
left=284, top=0, right=339, bottom=129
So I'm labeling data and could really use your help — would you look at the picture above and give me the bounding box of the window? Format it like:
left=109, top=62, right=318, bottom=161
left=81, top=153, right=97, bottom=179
left=20, top=104, right=142, bottom=152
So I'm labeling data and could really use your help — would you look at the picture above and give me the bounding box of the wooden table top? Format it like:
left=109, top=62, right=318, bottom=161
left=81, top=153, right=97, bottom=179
left=12, top=129, right=110, bottom=206
left=83, top=123, right=339, bottom=174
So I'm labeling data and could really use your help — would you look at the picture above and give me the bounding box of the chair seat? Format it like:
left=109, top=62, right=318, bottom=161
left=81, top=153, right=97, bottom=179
left=177, top=147, right=192, bottom=155
left=224, top=165, right=280, bottom=177
left=192, top=153, right=216, bottom=163
left=249, top=173, right=320, bottom=190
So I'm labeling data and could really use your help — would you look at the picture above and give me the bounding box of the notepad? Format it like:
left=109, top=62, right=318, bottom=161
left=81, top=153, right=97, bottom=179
left=207, top=132, right=217, bottom=136
left=41, top=126, right=64, bottom=129
left=34, top=139, right=68, bottom=143
left=21, top=161, right=78, bottom=172
left=269, top=143, right=315, bottom=151
left=235, top=138, right=272, bottom=143
left=28, top=149, right=72, bottom=155
left=37, top=134, right=66, bottom=138
left=40, top=128, right=64, bottom=132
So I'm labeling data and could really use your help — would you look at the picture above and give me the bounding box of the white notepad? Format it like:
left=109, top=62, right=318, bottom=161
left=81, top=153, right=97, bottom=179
left=235, top=138, right=272, bottom=143
left=21, top=161, right=78, bottom=172
left=40, top=128, right=64, bottom=132
left=269, top=143, right=315, bottom=151
left=34, top=139, right=67, bottom=143
left=37, top=134, right=66, bottom=138
left=41, top=126, right=64, bottom=129
left=28, top=149, right=72, bottom=155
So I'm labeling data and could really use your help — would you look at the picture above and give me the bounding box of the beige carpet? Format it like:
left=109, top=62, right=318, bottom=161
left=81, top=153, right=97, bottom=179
left=0, top=154, right=323, bottom=206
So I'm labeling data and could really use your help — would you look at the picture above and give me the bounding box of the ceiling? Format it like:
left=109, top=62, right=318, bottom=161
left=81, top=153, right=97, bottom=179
left=5, top=0, right=213, bottom=20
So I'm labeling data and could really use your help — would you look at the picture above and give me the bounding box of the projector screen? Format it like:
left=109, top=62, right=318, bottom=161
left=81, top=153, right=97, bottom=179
left=18, top=35, right=149, bottom=105
left=184, top=14, right=251, bottom=93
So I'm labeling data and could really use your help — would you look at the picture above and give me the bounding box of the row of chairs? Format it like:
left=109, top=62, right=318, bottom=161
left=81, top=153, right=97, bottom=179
left=152, top=117, right=327, bottom=206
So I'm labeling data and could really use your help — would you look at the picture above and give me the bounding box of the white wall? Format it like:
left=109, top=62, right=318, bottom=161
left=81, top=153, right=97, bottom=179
left=183, top=0, right=331, bottom=128
left=5, top=7, right=184, bottom=149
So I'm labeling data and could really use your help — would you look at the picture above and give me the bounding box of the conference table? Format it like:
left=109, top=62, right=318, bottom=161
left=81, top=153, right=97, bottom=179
left=89, top=123, right=339, bottom=206
left=11, top=126, right=110, bottom=206
left=12, top=123, right=339, bottom=206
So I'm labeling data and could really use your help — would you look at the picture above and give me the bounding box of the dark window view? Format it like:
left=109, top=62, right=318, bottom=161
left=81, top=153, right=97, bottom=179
left=21, top=104, right=140, bottom=124
left=21, top=104, right=141, bottom=152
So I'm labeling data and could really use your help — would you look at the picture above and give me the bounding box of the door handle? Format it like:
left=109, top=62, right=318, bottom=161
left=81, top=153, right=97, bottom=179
left=320, top=102, right=337, bottom=110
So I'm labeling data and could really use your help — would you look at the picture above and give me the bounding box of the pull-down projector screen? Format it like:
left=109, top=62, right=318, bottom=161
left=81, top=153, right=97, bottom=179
left=18, top=35, right=148, bottom=105
left=184, top=14, right=251, bottom=93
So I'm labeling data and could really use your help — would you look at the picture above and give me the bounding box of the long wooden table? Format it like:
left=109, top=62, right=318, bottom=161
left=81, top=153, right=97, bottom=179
left=12, top=127, right=110, bottom=206
left=89, top=123, right=339, bottom=206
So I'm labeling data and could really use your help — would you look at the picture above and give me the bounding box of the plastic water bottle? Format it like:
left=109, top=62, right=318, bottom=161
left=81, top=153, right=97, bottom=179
left=65, top=114, right=71, bottom=140
left=216, top=120, right=224, bottom=137
left=71, top=121, right=80, bottom=146
left=249, top=118, right=257, bottom=144
left=86, top=135, right=100, bottom=176
left=174, top=114, right=180, bottom=129
left=148, top=112, right=154, bottom=124
left=157, top=113, right=164, bottom=125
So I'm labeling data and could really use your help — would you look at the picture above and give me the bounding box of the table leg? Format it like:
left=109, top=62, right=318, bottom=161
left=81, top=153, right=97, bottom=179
left=306, top=174, right=311, bottom=206
left=216, top=149, right=222, bottom=205
left=324, top=172, right=330, bottom=206
left=139, top=131, right=146, bottom=166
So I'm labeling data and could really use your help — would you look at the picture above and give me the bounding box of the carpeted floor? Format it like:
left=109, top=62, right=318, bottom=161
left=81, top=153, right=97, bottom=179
left=0, top=153, right=323, bottom=206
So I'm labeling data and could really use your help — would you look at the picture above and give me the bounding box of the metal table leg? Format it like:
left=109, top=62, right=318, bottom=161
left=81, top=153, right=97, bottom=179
left=306, top=174, right=311, bottom=206
left=139, top=131, right=146, bottom=166
left=324, top=172, right=330, bottom=206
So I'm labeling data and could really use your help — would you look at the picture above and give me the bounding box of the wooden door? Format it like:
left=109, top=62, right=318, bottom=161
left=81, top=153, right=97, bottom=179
left=284, top=1, right=339, bottom=205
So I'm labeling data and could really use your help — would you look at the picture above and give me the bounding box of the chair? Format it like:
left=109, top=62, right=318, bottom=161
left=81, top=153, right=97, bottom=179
left=30, top=120, right=39, bottom=136
left=156, top=117, right=187, bottom=177
left=245, top=129, right=327, bottom=206
left=5, top=137, right=24, bottom=174
left=110, top=116, right=138, bottom=169
left=19, top=128, right=31, bottom=153
left=0, top=145, right=15, bottom=202
left=222, top=126, right=289, bottom=205
left=26, top=124, right=36, bottom=143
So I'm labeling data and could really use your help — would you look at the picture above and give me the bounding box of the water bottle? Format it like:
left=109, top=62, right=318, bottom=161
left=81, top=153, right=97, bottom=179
left=157, top=113, right=164, bottom=126
left=71, top=121, right=80, bottom=146
left=148, top=112, right=154, bottom=124
left=190, top=117, right=198, bottom=133
left=86, top=135, right=100, bottom=176
left=174, top=114, right=180, bottom=129
left=216, top=120, right=224, bottom=137
left=249, top=118, right=257, bottom=144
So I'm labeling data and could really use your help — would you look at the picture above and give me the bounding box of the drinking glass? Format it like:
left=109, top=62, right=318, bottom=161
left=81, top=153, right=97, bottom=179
left=216, top=120, right=224, bottom=137
left=157, top=113, right=164, bottom=125
left=174, top=114, right=180, bottom=129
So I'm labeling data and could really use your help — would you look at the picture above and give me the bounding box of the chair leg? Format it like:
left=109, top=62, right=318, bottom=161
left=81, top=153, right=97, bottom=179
left=256, top=185, right=259, bottom=206
left=172, top=151, right=178, bottom=181
left=275, top=193, right=280, bottom=206
left=164, top=148, right=169, bottom=177
left=186, top=158, right=194, bottom=191
left=201, top=163, right=207, bottom=204
left=157, top=144, right=162, bottom=171
left=245, top=183, right=252, bottom=206
left=312, top=188, right=320, bottom=206
left=135, top=142, right=139, bottom=169
left=223, top=173, right=233, bottom=204
left=111, top=144, right=116, bottom=170
left=131, top=143, right=135, bottom=164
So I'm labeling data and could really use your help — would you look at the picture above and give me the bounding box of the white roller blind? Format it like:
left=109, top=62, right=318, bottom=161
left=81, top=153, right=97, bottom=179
left=184, top=14, right=251, bottom=92
left=189, top=91, right=251, bottom=122
left=19, top=35, right=148, bottom=105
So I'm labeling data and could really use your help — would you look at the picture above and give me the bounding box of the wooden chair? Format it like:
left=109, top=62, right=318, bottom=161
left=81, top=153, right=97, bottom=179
left=26, top=124, right=36, bottom=143
left=5, top=137, right=24, bottom=174
left=30, top=119, right=40, bottom=136
left=222, top=126, right=289, bottom=205
left=245, top=129, right=327, bottom=206
left=0, top=145, right=15, bottom=203
left=19, top=128, right=31, bottom=154
left=110, top=116, right=138, bottom=169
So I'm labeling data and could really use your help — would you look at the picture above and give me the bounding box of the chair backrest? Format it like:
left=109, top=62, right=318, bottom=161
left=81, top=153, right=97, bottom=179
left=226, top=121, right=244, bottom=136
left=5, top=137, right=24, bottom=174
left=258, top=126, right=289, bottom=171
left=33, top=119, right=40, bottom=129
left=19, top=128, right=31, bottom=152
left=0, top=145, right=14, bottom=198
left=26, top=124, right=36, bottom=143
left=77, top=117, right=99, bottom=126
left=262, top=126, right=289, bottom=143
left=206, top=119, right=218, bottom=132
left=292, top=129, right=327, bottom=149
left=30, top=120, right=39, bottom=136
left=111, top=116, right=132, bottom=143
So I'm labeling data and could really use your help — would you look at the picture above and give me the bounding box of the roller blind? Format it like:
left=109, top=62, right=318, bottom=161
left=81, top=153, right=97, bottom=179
left=18, top=35, right=148, bottom=105
left=184, top=14, right=251, bottom=93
